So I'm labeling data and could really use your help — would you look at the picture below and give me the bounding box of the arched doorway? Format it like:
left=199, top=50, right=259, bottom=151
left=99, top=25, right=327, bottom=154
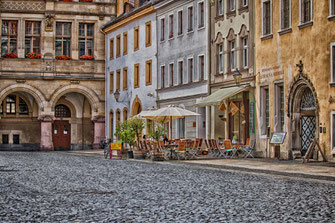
left=288, top=75, right=318, bottom=157
left=131, top=96, right=142, bottom=116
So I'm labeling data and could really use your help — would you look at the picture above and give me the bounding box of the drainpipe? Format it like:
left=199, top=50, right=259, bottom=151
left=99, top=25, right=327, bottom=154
left=207, top=0, right=212, bottom=140
left=82, top=97, right=85, bottom=150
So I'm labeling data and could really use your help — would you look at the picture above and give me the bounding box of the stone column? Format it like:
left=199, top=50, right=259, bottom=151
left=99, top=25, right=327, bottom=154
left=92, top=115, right=105, bottom=149
left=38, top=115, right=54, bottom=151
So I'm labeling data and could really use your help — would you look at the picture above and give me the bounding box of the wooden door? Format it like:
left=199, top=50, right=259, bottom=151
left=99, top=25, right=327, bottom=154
left=53, top=120, right=71, bottom=150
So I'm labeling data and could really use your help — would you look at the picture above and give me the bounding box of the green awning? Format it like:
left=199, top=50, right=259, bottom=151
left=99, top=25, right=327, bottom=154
left=195, top=86, right=249, bottom=107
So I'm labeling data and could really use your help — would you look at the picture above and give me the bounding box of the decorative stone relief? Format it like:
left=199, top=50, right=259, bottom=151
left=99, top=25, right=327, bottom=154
left=45, top=14, right=55, bottom=32
left=0, top=1, right=45, bottom=11
left=226, top=28, right=236, bottom=41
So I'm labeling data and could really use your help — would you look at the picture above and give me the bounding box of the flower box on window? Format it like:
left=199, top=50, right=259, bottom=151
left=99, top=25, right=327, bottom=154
left=80, top=55, right=94, bottom=60
left=3, top=52, right=18, bottom=58
left=55, top=55, right=72, bottom=60
left=80, top=0, right=93, bottom=2
left=169, top=34, right=174, bottom=38
left=60, top=0, right=73, bottom=2
left=25, top=52, right=41, bottom=59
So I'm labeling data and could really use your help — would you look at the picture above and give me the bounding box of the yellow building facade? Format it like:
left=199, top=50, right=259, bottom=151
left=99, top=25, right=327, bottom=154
left=255, top=0, right=335, bottom=160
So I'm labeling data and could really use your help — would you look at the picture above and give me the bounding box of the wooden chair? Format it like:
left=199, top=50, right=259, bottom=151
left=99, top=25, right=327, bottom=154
left=175, top=141, right=187, bottom=160
left=223, top=139, right=238, bottom=158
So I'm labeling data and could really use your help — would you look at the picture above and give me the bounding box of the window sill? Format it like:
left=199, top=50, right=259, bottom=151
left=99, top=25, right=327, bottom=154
left=215, top=15, right=224, bottom=20
left=168, top=36, right=174, bottom=40
left=145, top=43, right=152, bottom=48
left=160, top=39, right=165, bottom=44
left=238, top=6, right=248, bottom=14
left=197, top=26, right=205, bottom=31
left=215, top=72, right=224, bottom=76
left=187, top=30, right=194, bottom=35
left=226, top=10, right=236, bottom=18
left=328, top=15, right=335, bottom=21
left=278, top=28, right=292, bottom=36
left=261, top=34, right=273, bottom=41
left=177, top=33, right=183, bottom=38
left=298, top=21, right=313, bottom=30
left=134, top=48, right=139, bottom=52
left=329, top=82, right=335, bottom=87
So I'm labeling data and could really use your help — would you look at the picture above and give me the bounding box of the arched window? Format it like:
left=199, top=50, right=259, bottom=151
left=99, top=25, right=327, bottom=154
left=55, top=104, right=71, bottom=118
left=0, top=94, right=29, bottom=115
left=116, top=109, right=121, bottom=125
left=300, top=88, right=316, bottom=111
left=123, top=108, right=128, bottom=121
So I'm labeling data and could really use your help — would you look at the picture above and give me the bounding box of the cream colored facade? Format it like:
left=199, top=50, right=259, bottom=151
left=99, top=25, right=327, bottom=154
left=255, top=0, right=335, bottom=160
left=0, top=0, right=115, bottom=150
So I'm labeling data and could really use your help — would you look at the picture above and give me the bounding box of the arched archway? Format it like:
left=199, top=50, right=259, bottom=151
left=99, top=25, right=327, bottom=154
left=287, top=74, right=319, bottom=157
left=131, top=95, right=142, bottom=116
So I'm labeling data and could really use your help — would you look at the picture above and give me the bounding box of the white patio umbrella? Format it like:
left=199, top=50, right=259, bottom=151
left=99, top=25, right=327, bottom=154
left=142, top=105, right=200, bottom=138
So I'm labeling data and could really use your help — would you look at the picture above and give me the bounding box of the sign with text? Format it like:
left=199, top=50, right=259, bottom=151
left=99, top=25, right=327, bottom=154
left=110, top=143, right=122, bottom=150
left=270, top=132, right=287, bottom=144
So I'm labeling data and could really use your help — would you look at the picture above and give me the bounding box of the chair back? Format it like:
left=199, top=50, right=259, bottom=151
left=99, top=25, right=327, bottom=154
left=193, top=140, right=200, bottom=149
left=177, top=141, right=186, bottom=151
left=158, top=141, right=165, bottom=150
left=224, top=139, right=232, bottom=150
left=198, top=138, right=203, bottom=148
left=245, top=138, right=250, bottom=147
left=204, top=139, right=210, bottom=149
left=188, top=141, right=195, bottom=149
left=213, top=139, right=219, bottom=149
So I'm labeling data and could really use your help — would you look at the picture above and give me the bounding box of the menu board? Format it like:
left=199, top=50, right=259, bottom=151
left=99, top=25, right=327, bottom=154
left=270, top=132, right=287, bottom=144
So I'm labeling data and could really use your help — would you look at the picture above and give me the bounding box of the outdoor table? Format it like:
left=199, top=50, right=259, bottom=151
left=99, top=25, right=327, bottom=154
left=164, top=144, right=178, bottom=160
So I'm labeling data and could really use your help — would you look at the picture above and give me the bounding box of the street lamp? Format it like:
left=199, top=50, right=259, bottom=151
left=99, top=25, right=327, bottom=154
left=233, top=68, right=242, bottom=85
left=114, top=90, right=120, bottom=102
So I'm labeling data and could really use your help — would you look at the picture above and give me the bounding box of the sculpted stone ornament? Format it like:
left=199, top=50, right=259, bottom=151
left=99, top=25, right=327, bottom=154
left=45, top=14, right=54, bottom=32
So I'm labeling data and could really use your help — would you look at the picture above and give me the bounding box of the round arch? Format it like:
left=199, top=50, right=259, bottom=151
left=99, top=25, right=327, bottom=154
left=50, top=85, right=101, bottom=113
left=0, top=84, right=46, bottom=112
left=55, top=98, right=76, bottom=118
left=131, top=95, right=142, bottom=116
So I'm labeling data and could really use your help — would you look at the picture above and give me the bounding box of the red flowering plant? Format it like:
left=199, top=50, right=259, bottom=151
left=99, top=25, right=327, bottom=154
left=25, top=52, right=41, bottom=59
left=80, top=0, right=93, bottom=2
left=80, top=55, right=94, bottom=60
left=3, top=52, right=18, bottom=58
left=55, top=55, right=72, bottom=60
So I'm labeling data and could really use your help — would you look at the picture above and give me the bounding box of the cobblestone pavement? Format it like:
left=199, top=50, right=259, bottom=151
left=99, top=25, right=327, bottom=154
left=1, top=152, right=335, bottom=222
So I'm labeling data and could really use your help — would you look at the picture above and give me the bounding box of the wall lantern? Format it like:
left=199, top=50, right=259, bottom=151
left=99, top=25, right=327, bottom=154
left=114, top=90, right=120, bottom=102
left=233, top=68, right=242, bottom=85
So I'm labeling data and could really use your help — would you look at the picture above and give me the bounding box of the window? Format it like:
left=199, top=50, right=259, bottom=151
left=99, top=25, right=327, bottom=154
left=110, top=38, right=114, bottom=60
left=116, top=109, right=121, bottom=127
left=274, top=84, right=285, bottom=132
left=331, top=42, right=335, bottom=83
left=55, top=104, right=71, bottom=118
left=2, top=134, right=9, bottom=144
left=300, top=0, right=312, bottom=24
left=123, top=67, right=128, bottom=90
left=116, top=34, right=121, bottom=57
left=178, top=10, right=183, bottom=35
left=228, top=0, right=235, bottom=12
left=134, top=63, right=140, bottom=88
left=160, top=18, right=165, bottom=41
left=110, top=72, right=114, bottom=94
left=178, top=60, right=183, bottom=85
left=241, top=0, right=248, bottom=7
left=146, top=60, right=152, bottom=86
left=6, top=95, right=16, bottom=114
left=169, top=14, right=174, bottom=39
left=0, top=102, right=2, bottom=114
left=262, top=0, right=272, bottom=36
left=178, top=118, right=185, bottom=138
left=56, top=22, right=71, bottom=56
left=188, top=58, right=193, bottom=83
left=198, top=2, right=205, bottom=28
left=199, top=55, right=205, bottom=81
left=161, top=65, right=165, bottom=88
left=25, top=21, right=41, bottom=55
left=280, top=0, right=291, bottom=29
left=229, top=41, right=236, bottom=71
left=134, top=27, right=139, bottom=51
left=169, top=63, right=174, bottom=87
left=1, top=20, right=18, bottom=57
left=261, top=87, right=270, bottom=135
left=116, top=69, right=121, bottom=91
left=13, top=134, right=19, bottom=145
left=218, top=0, right=224, bottom=16
left=242, top=38, right=248, bottom=68
left=123, top=108, right=128, bottom=121
left=79, top=23, right=93, bottom=58
left=0, top=94, right=29, bottom=116
left=19, top=97, right=28, bottom=114
left=123, top=32, right=128, bottom=55
left=218, top=44, right=224, bottom=73
left=188, top=6, right=193, bottom=32
left=145, top=21, right=151, bottom=47
left=330, top=0, right=335, bottom=16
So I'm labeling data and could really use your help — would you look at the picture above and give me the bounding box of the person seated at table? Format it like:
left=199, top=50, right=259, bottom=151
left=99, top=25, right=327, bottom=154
left=163, top=135, right=169, bottom=144
left=143, top=135, right=146, bottom=140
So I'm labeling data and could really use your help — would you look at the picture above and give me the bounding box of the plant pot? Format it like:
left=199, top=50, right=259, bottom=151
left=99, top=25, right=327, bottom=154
left=127, top=150, right=134, bottom=159
left=133, top=150, right=146, bottom=159
left=151, top=151, right=165, bottom=161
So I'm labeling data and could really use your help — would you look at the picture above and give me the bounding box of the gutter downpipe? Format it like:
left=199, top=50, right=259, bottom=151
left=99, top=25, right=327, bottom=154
left=207, top=0, right=212, bottom=140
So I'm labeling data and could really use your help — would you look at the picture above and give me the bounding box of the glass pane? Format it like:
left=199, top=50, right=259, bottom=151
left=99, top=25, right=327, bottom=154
left=55, top=39, right=62, bottom=56
left=79, top=39, right=85, bottom=56
left=25, top=22, right=32, bottom=35
left=10, top=22, right=17, bottom=35
left=87, top=24, right=94, bottom=36
left=0, top=102, right=2, bottom=114
left=1, top=21, right=8, bottom=35
left=25, top=37, right=32, bottom=54
left=33, top=37, right=40, bottom=54
left=87, top=39, right=93, bottom=55
left=33, top=22, right=41, bottom=35
left=79, top=24, right=85, bottom=36
left=63, top=38, right=71, bottom=55
left=64, top=23, right=71, bottom=36
left=1, top=37, right=8, bottom=56
left=19, top=97, right=29, bottom=114
left=56, top=23, right=62, bottom=35
left=10, top=38, right=17, bottom=53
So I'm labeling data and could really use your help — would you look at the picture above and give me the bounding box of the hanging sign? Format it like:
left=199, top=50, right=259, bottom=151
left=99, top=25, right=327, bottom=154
left=219, top=103, right=226, bottom=111
left=249, top=101, right=255, bottom=134
left=229, top=102, right=239, bottom=116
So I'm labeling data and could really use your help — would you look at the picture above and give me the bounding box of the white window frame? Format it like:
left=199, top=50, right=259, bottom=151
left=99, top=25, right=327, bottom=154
left=187, top=57, right=194, bottom=83
left=177, top=59, right=184, bottom=85
left=160, top=65, right=165, bottom=88
left=168, top=14, right=174, bottom=39
left=169, top=62, right=174, bottom=86
left=299, top=0, right=313, bottom=24
left=198, top=1, right=205, bottom=29
left=230, top=0, right=235, bottom=11
left=330, top=111, right=335, bottom=154
left=218, top=0, right=224, bottom=16
left=331, top=42, right=335, bottom=83
left=242, top=38, right=248, bottom=69
left=230, top=40, right=236, bottom=71
left=198, top=54, right=205, bottom=81
left=218, top=44, right=224, bottom=74
left=330, top=0, right=335, bottom=17
left=279, top=0, right=291, bottom=30
left=261, top=0, right=273, bottom=37
left=160, top=17, right=165, bottom=42
left=177, top=10, right=183, bottom=36
left=242, top=0, right=248, bottom=7
left=187, top=6, right=194, bottom=32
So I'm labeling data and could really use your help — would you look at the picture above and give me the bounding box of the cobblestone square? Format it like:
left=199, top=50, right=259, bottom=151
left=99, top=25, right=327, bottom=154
left=1, top=152, right=335, bottom=222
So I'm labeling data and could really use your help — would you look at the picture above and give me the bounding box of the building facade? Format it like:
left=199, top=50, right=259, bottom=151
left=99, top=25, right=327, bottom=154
left=255, top=0, right=335, bottom=160
left=102, top=1, right=157, bottom=140
left=196, top=0, right=254, bottom=145
left=0, top=0, right=114, bottom=150
left=155, top=0, right=209, bottom=139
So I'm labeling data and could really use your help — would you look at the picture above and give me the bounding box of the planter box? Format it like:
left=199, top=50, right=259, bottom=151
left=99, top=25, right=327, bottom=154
left=151, top=151, right=165, bottom=161
left=133, top=150, right=146, bottom=159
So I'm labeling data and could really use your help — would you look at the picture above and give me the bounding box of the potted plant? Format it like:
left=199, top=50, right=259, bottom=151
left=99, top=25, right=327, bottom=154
left=148, top=121, right=167, bottom=161
left=129, top=117, right=146, bottom=159
left=115, top=121, right=136, bottom=158
left=80, top=55, right=94, bottom=60
left=25, top=52, right=41, bottom=59
left=55, top=55, right=72, bottom=60
left=3, top=52, right=18, bottom=58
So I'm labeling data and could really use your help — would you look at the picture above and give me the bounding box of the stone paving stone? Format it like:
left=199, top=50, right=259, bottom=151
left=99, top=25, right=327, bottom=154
left=0, top=152, right=335, bottom=222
